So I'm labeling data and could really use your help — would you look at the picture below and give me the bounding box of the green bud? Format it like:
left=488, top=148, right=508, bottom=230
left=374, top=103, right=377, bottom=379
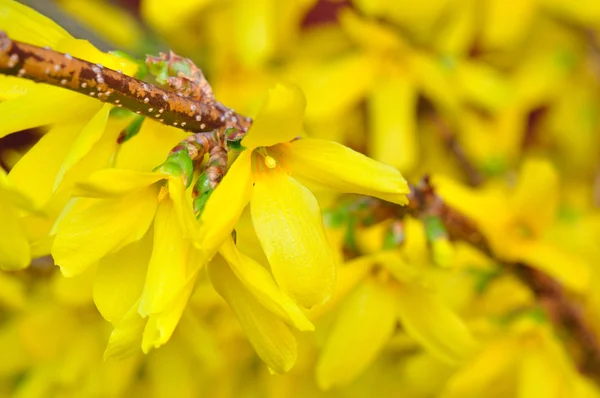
left=155, top=148, right=194, bottom=187
left=117, top=114, right=145, bottom=144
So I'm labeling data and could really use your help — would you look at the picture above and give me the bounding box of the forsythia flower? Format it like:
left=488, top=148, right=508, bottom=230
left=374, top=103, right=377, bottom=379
left=200, top=83, right=409, bottom=309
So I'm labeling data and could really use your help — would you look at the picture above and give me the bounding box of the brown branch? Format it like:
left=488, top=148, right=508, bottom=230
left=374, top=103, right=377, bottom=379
left=336, top=179, right=600, bottom=381
left=410, top=179, right=600, bottom=381
left=0, top=32, right=251, bottom=135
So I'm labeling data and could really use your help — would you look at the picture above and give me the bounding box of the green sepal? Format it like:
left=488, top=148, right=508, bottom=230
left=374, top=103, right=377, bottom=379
left=154, top=149, right=194, bottom=187
left=423, top=215, right=447, bottom=241
left=109, top=50, right=149, bottom=79
left=193, top=173, right=214, bottom=218
left=147, top=58, right=192, bottom=85
left=118, top=114, right=145, bottom=143
left=383, top=221, right=404, bottom=249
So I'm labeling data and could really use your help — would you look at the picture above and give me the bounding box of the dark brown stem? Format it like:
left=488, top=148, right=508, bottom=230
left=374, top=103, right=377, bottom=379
left=0, top=32, right=252, bottom=135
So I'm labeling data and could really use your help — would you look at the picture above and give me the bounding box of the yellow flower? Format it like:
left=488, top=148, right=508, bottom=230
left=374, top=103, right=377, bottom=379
left=0, top=168, right=31, bottom=270
left=315, top=218, right=477, bottom=390
left=199, top=83, right=409, bottom=309
left=434, top=159, right=590, bottom=292
left=0, top=0, right=137, bottom=207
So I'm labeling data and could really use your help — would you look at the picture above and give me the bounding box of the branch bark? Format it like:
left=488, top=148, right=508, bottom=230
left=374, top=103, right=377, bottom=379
left=0, top=32, right=251, bottom=135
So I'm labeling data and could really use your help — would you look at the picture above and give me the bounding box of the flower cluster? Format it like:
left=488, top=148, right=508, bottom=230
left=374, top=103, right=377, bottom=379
left=1, top=0, right=600, bottom=397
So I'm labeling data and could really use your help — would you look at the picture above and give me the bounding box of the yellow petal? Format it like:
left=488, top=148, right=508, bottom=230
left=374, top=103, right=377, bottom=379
left=168, top=176, right=201, bottom=240
left=251, top=168, right=336, bottom=308
left=241, top=84, right=306, bottom=149
left=0, top=85, right=99, bottom=139
left=395, top=282, right=477, bottom=364
left=513, top=241, right=589, bottom=293
left=0, top=75, right=36, bottom=101
left=219, top=238, right=314, bottom=331
left=0, top=192, right=29, bottom=270
left=207, top=257, right=297, bottom=374
left=368, top=76, right=418, bottom=173
left=52, top=186, right=158, bottom=277
left=141, top=280, right=195, bottom=353
left=138, top=198, right=190, bottom=317
left=103, top=303, right=146, bottom=360
left=511, top=159, right=558, bottom=235
left=94, top=232, right=152, bottom=324
left=198, top=149, right=253, bottom=251
left=282, top=138, right=410, bottom=205
left=55, top=104, right=112, bottom=190
left=443, top=337, right=519, bottom=397
left=74, top=169, right=167, bottom=198
left=0, top=0, right=72, bottom=47
left=316, top=280, right=397, bottom=390
left=8, top=124, right=81, bottom=209
left=518, top=348, right=563, bottom=398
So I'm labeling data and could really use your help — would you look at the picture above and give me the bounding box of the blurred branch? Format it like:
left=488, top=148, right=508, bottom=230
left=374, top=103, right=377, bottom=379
left=0, top=33, right=251, bottom=135
left=341, top=179, right=600, bottom=382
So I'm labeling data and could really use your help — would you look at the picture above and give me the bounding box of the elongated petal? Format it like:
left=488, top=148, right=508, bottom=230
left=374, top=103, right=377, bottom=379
left=8, top=124, right=81, bottom=209
left=368, top=76, right=418, bottom=172
left=316, top=280, right=397, bottom=390
left=94, top=232, right=152, bottom=324
left=103, top=303, right=146, bottom=360
left=52, top=186, right=158, bottom=277
left=282, top=139, right=410, bottom=204
left=141, top=279, right=195, bottom=353
left=0, top=85, right=99, bottom=139
left=518, top=348, right=563, bottom=398
left=0, top=75, right=36, bottom=101
left=198, top=150, right=253, bottom=252
left=0, top=192, right=30, bottom=270
left=208, top=258, right=297, bottom=374
left=55, top=104, right=112, bottom=190
left=511, top=159, right=558, bottom=235
left=138, top=198, right=190, bottom=317
left=0, top=0, right=72, bottom=47
left=219, top=238, right=314, bottom=331
left=241, top=84, right=306, bottom=149
left=514, top=241, right=589, bottom=293
left=169, top=176, right=201, bottom=239
left=74, top=169, right=167, bottom=198
left=251, top=168, right=336, bottom=308
left=395, top=282, right=477, bottom=364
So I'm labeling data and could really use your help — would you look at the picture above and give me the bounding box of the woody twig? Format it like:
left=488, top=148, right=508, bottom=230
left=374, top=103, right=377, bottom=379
left=0, top=32, right=251, bottom=135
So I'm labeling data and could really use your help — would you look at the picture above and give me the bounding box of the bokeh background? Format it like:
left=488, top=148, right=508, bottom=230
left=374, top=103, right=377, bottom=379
left=2, top=0, right=600, bottom=397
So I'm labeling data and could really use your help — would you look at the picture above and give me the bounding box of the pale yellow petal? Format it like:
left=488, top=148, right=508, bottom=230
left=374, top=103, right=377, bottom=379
left=8, top=124, right=81, bottom=209
left=94, top=232, right=152, bottom=324
left=514, top=241, right=589, bottom=293
left=74, top=169, right=167, bottom=198
left=103, top=303, right=146, bottom=360
left=368, top=76, right=418, bottom=173
left=282, top=138, right=410, bottom=204
left=208, top=257, right=297, bottom=374
left=52, top=186, right=158, bottom=277
left=141, top=279, right=195, bottom=353
left=0, top=75, right=36, bottom=101
left=443, top=338, right=519, bottom=397
left=518, top=349, right=563, bottom=398
left=241, top=84, right=306, bottom=149
left=0, top=0, right=72, bottom=46
left=55, top=104, right=112, bottom=190
left=168, top=176, right=201, bottom=240
left=138, top=198, right=190, bottom=317
left=511, top=159, right=558, bottom=235
left=395, top=282, right=477, bottom=364
left=0, top=192, right=30, bottom=270
left=198, top=149, right=253, bottom=251
left=219, top=238, right=314, bottom=331
left=0, top=85, right=98, bottom=139
left=316, top=280, right=397, bottom=390
left=251, top=168, right=336, bottom=308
